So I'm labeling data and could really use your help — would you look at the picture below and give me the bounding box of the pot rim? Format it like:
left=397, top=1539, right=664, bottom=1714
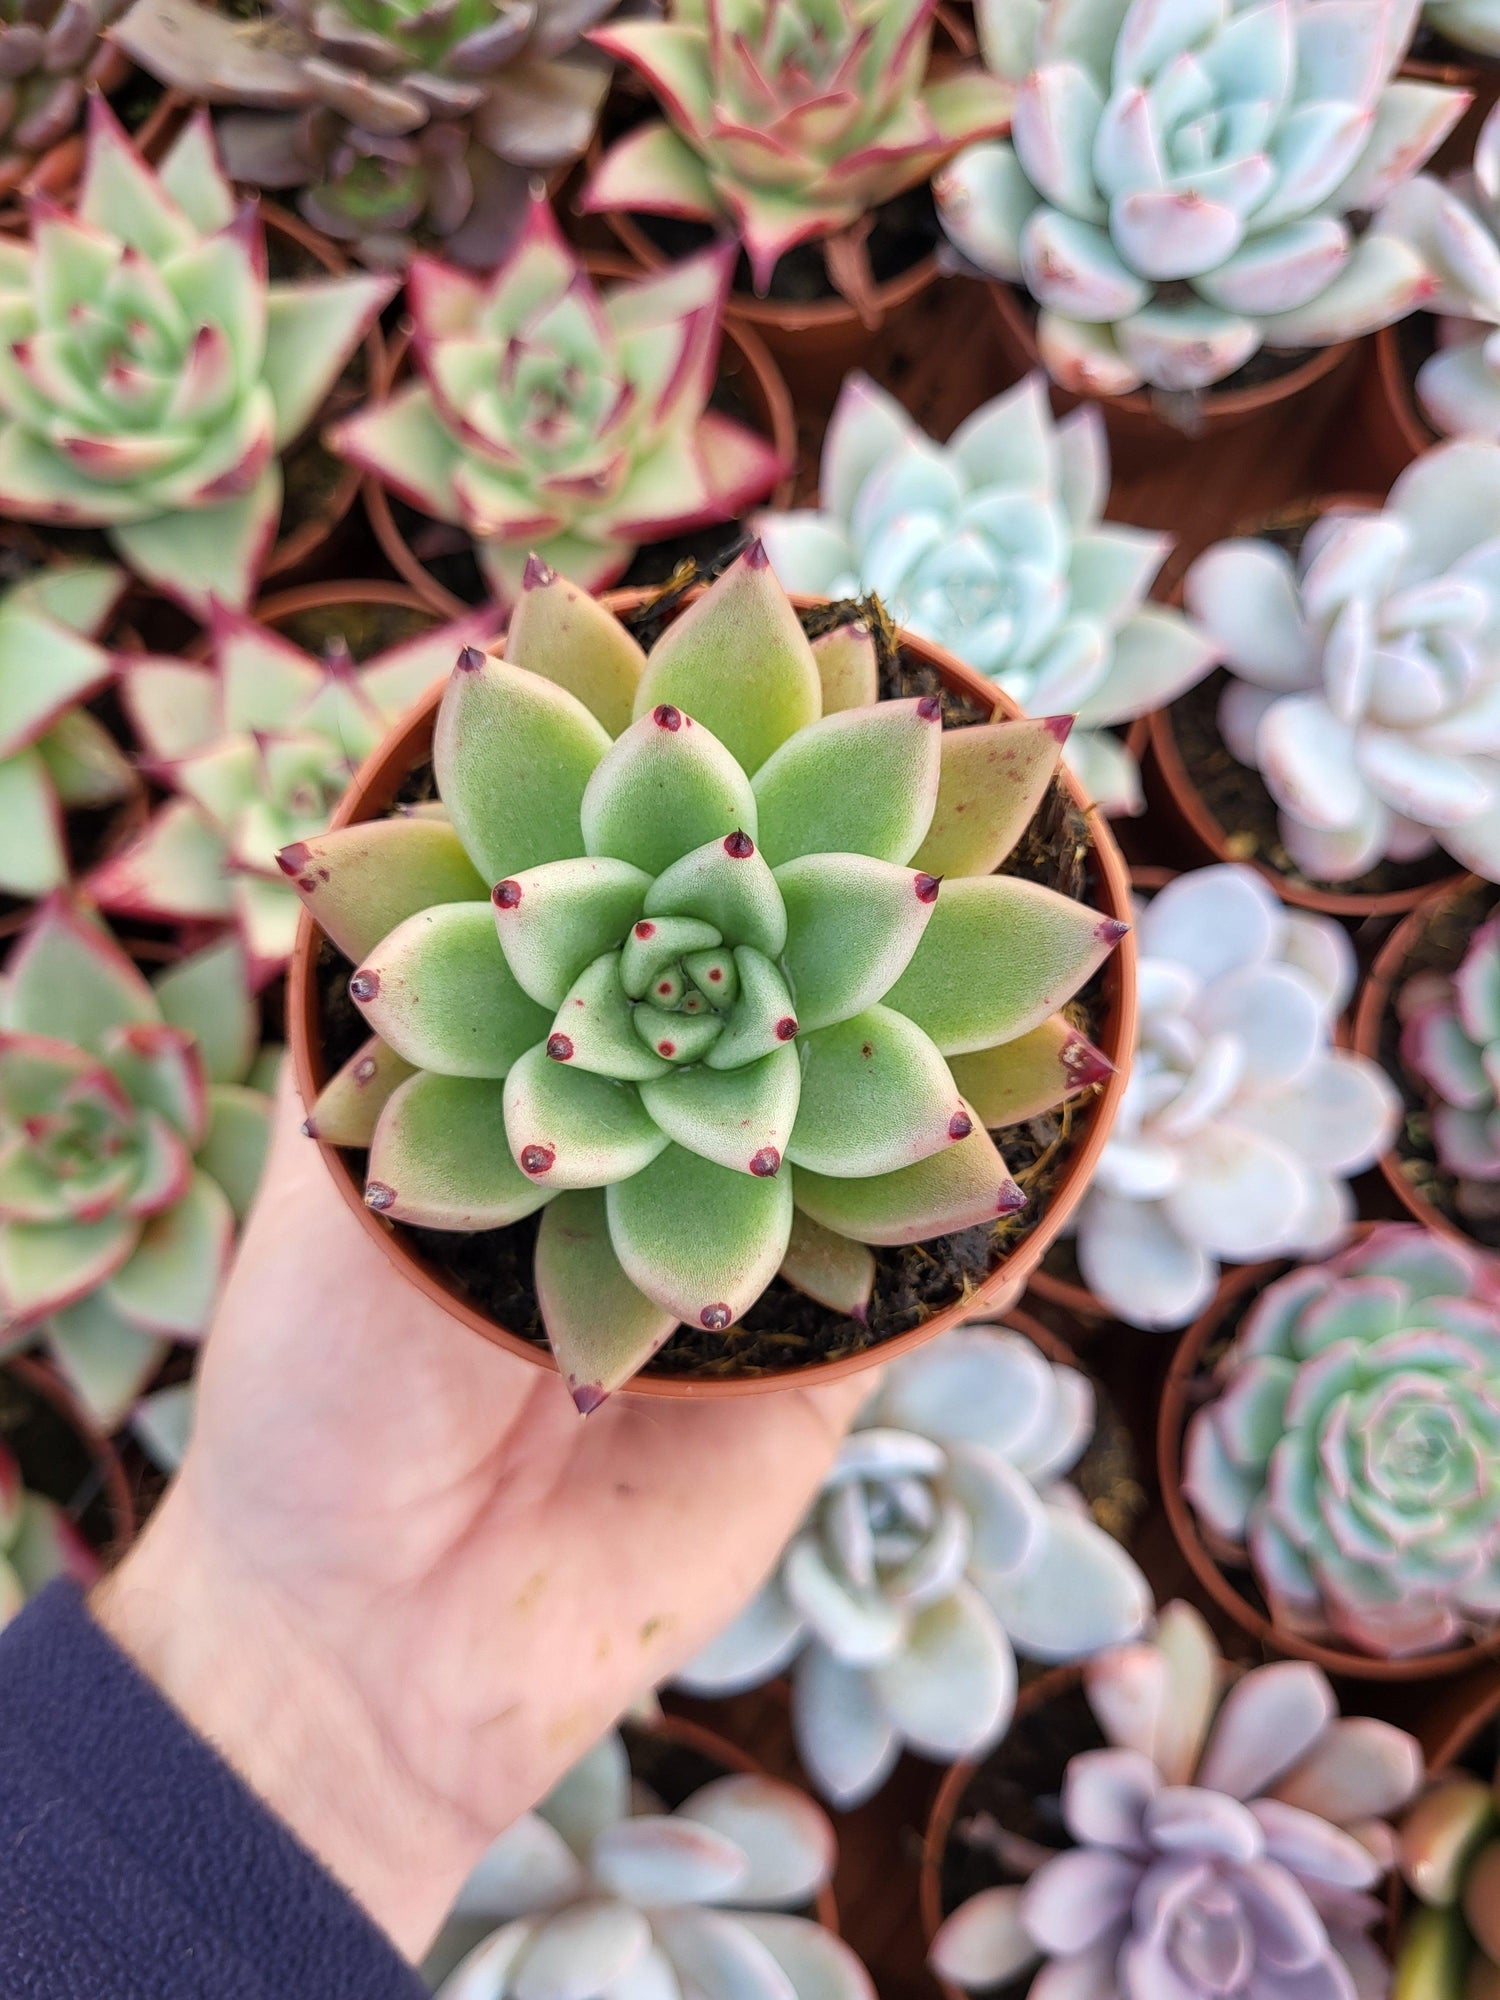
left=1372, top=320, right=1437, bottom=469
left=3, top=1352, right=136, bottom=1557
left=361, top=252, right=798, bottom=620
left=285, top=590, right=1137, bottom=1400
left=1158, top=1245, right=1500, bottom=1681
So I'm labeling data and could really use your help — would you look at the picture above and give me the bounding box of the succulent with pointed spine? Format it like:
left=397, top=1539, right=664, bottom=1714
left=930, top=1600, right=1423, bottom=2000
left=287, top=550, right=1126, bottom=1408
left=0, top=1434, right=98, bottom=1628
left=936, top=0, right=1466, bottom=396
left=1395, top=1758, right=1500, bottom=2000
left=329, top=198, right=789, bottom=606
left=0, top=102, right=393, bottom=617
left=0, top=0, right=127, bottom=192
left=581, top=0, right=1013, bottom=294
left=1400, top=908, right=1500, bottom=1228
left=679, top=1322, right=1151, bottom=1808
left=755, top=372, right=1215, bottom=817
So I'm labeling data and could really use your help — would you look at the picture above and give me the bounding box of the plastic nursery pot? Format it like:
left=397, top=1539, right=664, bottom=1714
left=0, top=1354, right=136, bottom=1562
left=1352, top=872, right=1497, bottom=1255
left=363, top=254, right=798, bottom=619
left=1157, top=1247, right=1500, bottom=1682
left=286, top=590, right=1138, bottom=1401
left=1147, top=495, right=1468, bottom=919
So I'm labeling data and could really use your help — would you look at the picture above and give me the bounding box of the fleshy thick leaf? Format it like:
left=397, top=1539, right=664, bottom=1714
left=810, top=622, right=879, bottom=715
left=550, top=953, right=673, bottom=1083
left=582, top=709, right=756, bottom=876
left=534, top=1188, right=679, bottom=1409
left=492, top=858, right=652, bottom=1009
left=792, top=1114, right=1023, bottom=1245
left=949, top=1015, right=1114, bottom=1125
left=305, top=1037, right=417, bottom=1147
left=912, top=719, right=1068, bottom=879
left=641, top=1044, right=800, bottom=1177
left=752, top=699, right=942, bottom=867
left=5, top=901, right=157, bottom=1054
left=504, top=561, right=647, bottom=739
left=280, top=819, right=490, bottom=965
left=367, top=1072, right=551, bottom=1229
left=645, top=835, right=786, bottom=957
left=788, top=1009, right=966, bottom=1178
left=778, top=1209, right=876, bottom=1320
left=103, top=1169, right=233, bottom=1337
left=352, top=904, right=551, bottom=1078
left=776, top=854, right=935, bottom=1034
left=502, top=1042, right=668, bottom=1189
left=607, top=1143, right=793, bottom=1328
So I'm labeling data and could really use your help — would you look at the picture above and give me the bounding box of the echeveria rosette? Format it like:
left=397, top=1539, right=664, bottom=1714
left=0, top=1436, right=98, bottom=1631
left=329, top=197, right=788, bottom=606
left=89, top=605, right=497, bottom=984
left=1186, top=443, right=1500, bottom=884
left=1395, top=1763, right=1500, bottom=2000
left=0, top=101, right=394, bottom=617
left=1073, top=865, right=1399, bottom=1331
left=432, top=1727, right=873, bottom=2000
left=755, top=372, right=1215, bottom=817
left=930, top=1599, right=1423, bottom=2000
left=1400, top=910, right=1500, bottom=1220
left=580, top=0, right=1013, bottom=293
left=679, top=1323, right=1151, bottom=1808
left=0, top=900, right=273, bottom=1429
left=935, top=0, right=1464, bottom=397
left=1185, top=1223, right=1500, bottom=1661
left=286, top=550, right=1125, bottom=1408
left=0, top=561, right=139, bottom=900
left=0, top=0, right=126, bottom=191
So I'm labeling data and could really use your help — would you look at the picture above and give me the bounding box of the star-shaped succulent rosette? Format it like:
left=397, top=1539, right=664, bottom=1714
left=286, top=552, right=1125, bottom=1408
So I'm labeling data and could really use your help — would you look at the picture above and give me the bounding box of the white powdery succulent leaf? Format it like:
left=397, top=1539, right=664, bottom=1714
left=755, top=372, right=1211, bottom=818
left=676, top=1322, right=1149, bottom=1806
left=1075, top=866, right=1399, bottom=1331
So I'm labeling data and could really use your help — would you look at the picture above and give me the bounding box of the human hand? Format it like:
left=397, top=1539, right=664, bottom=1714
left=94, top=1080, right=870, bottom=1960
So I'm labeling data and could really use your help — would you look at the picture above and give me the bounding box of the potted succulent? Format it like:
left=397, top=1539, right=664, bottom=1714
left=578, top=0, right=1013, bottom=398
left=920, top=1601, right=1424, bottom=2000
left=284, top=549, right=1136, bottom=1409
left=0, top=0, right=135, bottom=202
left=425, top=1714, right=869, bottom=2000
left=0, top=1356, right=135, bottom=1613
left=676, top=1316, right=1151, bottom=1807
left=332, top=197, right=795, bottom=614
left=1162, top=1221, right=1500, bottom=1679
left=1406, top=0, right=1500, bottom=166
left=934, top=0, right=1467, bottom=439
left=752, top=372, right=1216, bottom=818
left=0, top=100, right=392, bottom=617
left=1392, top=1681, right=1500, bottom=2000
left=1168, top=443, right=1500, bottom=914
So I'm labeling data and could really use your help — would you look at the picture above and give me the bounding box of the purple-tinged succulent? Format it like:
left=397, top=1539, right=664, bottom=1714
left=1400, top=909, right=1500, bottom=1222
left=286, top=551, right=1125, bottom=1407
left=0, top=101, right=393, bottom=617
left=1395, top=1760, right=1500, bottom=2000
left=1185, top=1223, right=1500, bottom=1661
left=582, top=0, right=1012, bottom=295
left=936, top=0, right=1464, bottom=397
left=89, top=606, right=494, bottom=984
left=0, top=1436, right=97, bottom=1628
left=0, top=901, right=273, bottom=1428
left=0, top=0, right=127, bottom=192
left=1075, top=865, right=1399, bottom=1331
left=329, top=198, right=788, bottom=606
left=930, top=1599, right=1423, bottom=2000
left=680, top=1323, right=1151, bottom=1807
left=1186, top=443, right=1500, bottom=885
left=431, top=1727, right=874, bottom=2000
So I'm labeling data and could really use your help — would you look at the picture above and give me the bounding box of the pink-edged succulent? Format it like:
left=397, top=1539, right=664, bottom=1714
left=581, top=0, right=1012, bottom=295
left=0, top=900, right=273, bottom=1427
left=0, top=1434, right=98, bottom=1629
left=931, top=1599, right=1423, bottom=2000
left=1185, top=1223, right=1500, bottom=1661
left=329, top=196, right=788, bottom=605
left=0, top=101, right=393, bottom=617
left=90, top=606, right=496, bottom=984
left=285, top=550, right=1125, bottom=1408
left=1400, top=908, right=1500, bottom=1222
left=1395, top=1759, right=1500, bottom=2000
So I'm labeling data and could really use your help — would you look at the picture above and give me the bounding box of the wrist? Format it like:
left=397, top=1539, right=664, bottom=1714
left=91, top=1482, right=484, bottom=1961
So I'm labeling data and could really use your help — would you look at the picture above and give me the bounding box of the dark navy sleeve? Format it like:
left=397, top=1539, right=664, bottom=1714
left=0, top=1581, right=429, bottom=2000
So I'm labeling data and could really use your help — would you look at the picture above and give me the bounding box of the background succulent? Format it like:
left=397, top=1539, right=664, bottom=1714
left=1396, top=1758, right=1500, bottom=2000
left=582, top=0, right=1012, bottom=295
left=1073, top=864, right=1398, bottom=1330
left=935, top=0, right=1464, bottom=396
left=1185, top=1222, right=1500, bottom=1660
left=89, top=606, right=494, bottom=985
left=330, top=199, right=788, bottom=606
left=1421, top=0, right=1500, bottom=53
left=290, top=551, right=1125, bottom=1407
left=0, top=0, right=127, bottom=191
left=0, top=102, right=392, bottom=616
left=756, top=372, right=1214, bottom=816
left=1400, top=909, right=1500, bottom=1228
left=679, top=1323, right=1151, bottom=1807
left=930, top=1600, right=1422, bottom=2000
left=1185, top=442, right=1500, bottom=884
left=111, top=0, right=616, bottom=268
left=0, top=1435, right=98, bottom=1627
left=0, top=561, right=137, bottom=900
left=0, top=900, right=272, bottom=1430
left=431, top=1726, right=874, bottom=2000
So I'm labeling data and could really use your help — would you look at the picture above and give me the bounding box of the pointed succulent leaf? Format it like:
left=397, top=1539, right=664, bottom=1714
left=752, top=699, right=942, bottom=867
left=644, top=834, right=786, bottom=957
left=810, top=623, right=879, bottom=715
left=306, top=1037, right=418, bottom=1148
left=912, top=719, right=1069, bottom=879
left=792, top=1113, right=1023, bottom=1245
left=778, top=1208, right=876, bottom=1320
left=787, top=1008, right=966, bottom=1178
left=641, top=1044, right=800, bottom=1177
left=550, top=954, right=673, bottom=1083
left=949, top=1015, right=1114, bottom=1125
left=4, top=900, right=158, bottom=1055
left=503, top=1042, right=668, bottom=1189
left=607, top=1143, right=794, bottom=1329
left=261, top=274, right=396, bottom=450
left=367, top=1073, right=551, bottom=1229
left=621, top=916, right=724, bottom=999
left=704, top=948, right=798, bottom=1069
left=198, top=1085, right=272, bottom=1223
left=0, top=1213, right=138, bottom=1326
left=492, top=858, right=653, bottom=1008
left=153, top=938, right=256, bottom=1088
left=279, top=819, right=491, bottom=967
left=504, top=560, right=647, bottom=738
left=48, top=1294, right=167, bottom=1432
left=582, top=708, right=756, bottom=876
left=534, top=1189, right=679, bottom=1410
left=102, top=1169, right=233, bottom=1338
left=351, top=904, right=552, bottom=1078
left=776, top=853, right=936, bottom=1034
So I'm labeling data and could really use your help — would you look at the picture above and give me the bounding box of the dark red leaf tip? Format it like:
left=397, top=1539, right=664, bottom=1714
left=723, top=829, right=754, bottom=858
left=743, top=538, right=769, bottom=569
left=1043, top=714, right=1074, bottom=744
left=301, top=1117, right=316, bottom=1138
left=1062, top=1034, right=1114, bottom=1088
left=775, top=1016, right=798, bottom=1041
left=917, top=694, right=942, bottom=721
left=948, top=1111, right=973, bottom=1140
left=1096, top=917, right=1130, bottom=944
left=365, top=1181, right=396, bottom=1211
left=657, top=1041, right=676, bottom=1057
left=700, top=1303, right=733, bottom=1330
left=456, top=644, right=486, bottom=673
left=349, top=969, right=379, bottom=1002
left=653, top=704, right=682, bottom=730
left=520, top=1144, right=555, bottom=1176
left=708, top=967, right=723, bottom=981
left=570, top=1381, right=607, bottom=1414
left=493, top=878, right=522, bottom=909
left=996, top=1179, right=1027, bottom=1216
left=547, top=1033, right=574, bottom=1061
left=634, top=920, right=655, bottom=939
left=277, top=841, right=311, bottom=877
left=522, top=552, right=556, bottom=590
left=915, top=873, right=942, bottom=903
left=749, top=1146, right=780, bottom=1177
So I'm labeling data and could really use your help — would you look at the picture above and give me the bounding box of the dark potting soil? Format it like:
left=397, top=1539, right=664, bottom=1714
left=312, top=572, right=1117, bottom=1382
left=1380, top=877, right=1500, bottom=1253
left=0, top=1368, right=120, bottom=1559
left=1397, top=312, right=1441, bottom=449
left=268, top=224, right=368, bottom=553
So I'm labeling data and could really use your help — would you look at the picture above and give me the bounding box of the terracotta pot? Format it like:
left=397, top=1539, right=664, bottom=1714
left=286, top=592, right=1137, bottom=1400
left=1, top=1354, right=136, bottom=1561
left=1353, top=323, right=1435, bottom=489
left=363, top=256, right=797, bottom=618
left=1352, top=872, right=1495, bottom=1253
left=1158, top=1249, right=1500, bottom=1681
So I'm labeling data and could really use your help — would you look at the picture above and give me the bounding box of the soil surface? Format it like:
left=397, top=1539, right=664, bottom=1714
left=0, top=1369, right=119, bottom=1559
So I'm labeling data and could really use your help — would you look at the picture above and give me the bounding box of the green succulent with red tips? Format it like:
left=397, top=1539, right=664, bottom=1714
left=286, top=551, right=1123, bottom=1408
left=0, top=902, right=273, bottom=1428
